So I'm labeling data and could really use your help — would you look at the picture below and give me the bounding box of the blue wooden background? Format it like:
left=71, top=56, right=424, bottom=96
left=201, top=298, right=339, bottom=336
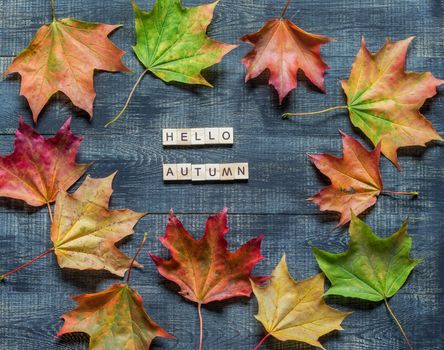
left=0, top=0, right=442, bottom=349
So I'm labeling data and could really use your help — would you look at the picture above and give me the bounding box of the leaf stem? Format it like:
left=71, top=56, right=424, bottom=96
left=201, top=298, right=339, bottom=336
left=105, top=69, right=150, bottom=127
left=51, top=0, right=55, bottom=20
left=252, top=333, right=271, bottom=350
left=382, top=190, right=419, bottom=197
left=283, top=105, right=348, bottom=118
left=125, top=233, right=148, bottom=284
left=0, top=247, right=54, bottom=282
left=384, top=298, right=413, bottom=350
left=198, top=302, right=203, bottom=350
left=47, top=202, right=53, bottom=223
left=280, top=0, right=292, bottom=18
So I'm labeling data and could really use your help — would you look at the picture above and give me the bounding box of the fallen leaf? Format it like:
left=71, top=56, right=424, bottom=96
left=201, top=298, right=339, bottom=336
left=150, top=209, right=266, bottom=349
left=342, top=37, right=443, bottom=168
left=51, top=173, right=146, bottom=276
left=240, top=3, right=332, bottom=103
left=309, top=131, right=383, bottom=226
left=312, top=213, right=421, bottom=348
left=5, top=18, right=129, bottom=122
left=107, top=0, right=238, bottom=126
left=0, top=117, right=89, bottom=207
left=58, top=235, right=173, bottom=349
left=132, top=0, right=237, bottom=86
left=58, top=283, right=172, bottom=349
left=150, top=208, right=266, bottom=303
left=252, top=255, right=349, bottom=349
left=313, top=213, right=422, bottom=302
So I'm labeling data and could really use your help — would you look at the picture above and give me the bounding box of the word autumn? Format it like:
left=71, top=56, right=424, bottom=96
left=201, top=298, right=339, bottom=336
left=163, top=163, right=249, bottom=182
left=162, top=128, right=234, bottom=146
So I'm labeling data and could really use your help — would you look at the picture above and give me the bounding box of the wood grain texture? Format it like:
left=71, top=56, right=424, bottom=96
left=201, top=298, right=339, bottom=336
left=0, top=0, right=443, bottom=349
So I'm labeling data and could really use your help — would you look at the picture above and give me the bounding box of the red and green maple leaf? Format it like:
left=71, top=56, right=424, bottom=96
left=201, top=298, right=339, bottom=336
left=58, top=235, right=173, bottom=349
left=285, top=37, right=443, bottom=168
left=342, top=37, right=443, bottom=167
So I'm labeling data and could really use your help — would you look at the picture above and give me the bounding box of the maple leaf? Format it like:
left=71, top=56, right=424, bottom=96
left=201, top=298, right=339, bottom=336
left=58, top=235, right=173, bottom=349
left=0, top=117, right=89, bottom=207
left=313, top=213, right=422, bottom=348
left=313, top=214, right=421, bottom=301
left=342, top=37, right=444, bottom=168
left=284, top=37, right=443, bottom=168
left=240, top=1, right=332, bottom=103
left=1, top=173, right=146, bottom=281
left=106, top=0, right=237, bottom=126
left=132, top=0, right=237, bottom=86
left=309, top=131, right=383, bottom=226
left=58, top=284, right=172, bottom=350
left=343, top=37, right=443, bottom=167
left=251, top=255, right=350, bottom=350
left=51, top=173, right=146, bottom=277
left=150, top=208, right=266, bottom=349
left=4, top=18, right=129, bottom=122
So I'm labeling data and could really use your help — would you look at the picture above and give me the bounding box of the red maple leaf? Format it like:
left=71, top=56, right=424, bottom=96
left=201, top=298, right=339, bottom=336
left=0, top=117, right=89, bottom=207
left=150, top=208, right=266, bottom=349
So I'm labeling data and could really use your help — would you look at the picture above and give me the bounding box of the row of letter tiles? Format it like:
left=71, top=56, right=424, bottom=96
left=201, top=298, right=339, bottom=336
left=163, top=163, right=249, bottom=181
left=162, top=128, right=234, bottom=146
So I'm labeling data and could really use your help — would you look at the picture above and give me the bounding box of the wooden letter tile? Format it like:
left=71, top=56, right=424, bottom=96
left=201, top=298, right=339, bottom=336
left=219, top=127, right=234, bottom=144
left=220, top=163, right=235, bottom=181
left=192, top=164, right=206, bottom=181
left=191, top=128, right=205, bottom=145
left=206, top=164, right=220, bottom=180
left=234, top=163, right=249, bottom=180
left=163, top=164, right=177, bottom=181
left=176, top=129, right=191, bottom=146
left=162, top=129, right=177, bottom=146
left=205, top=128, right=220, bottom=144
left=176, top=163, right=192, bottom=180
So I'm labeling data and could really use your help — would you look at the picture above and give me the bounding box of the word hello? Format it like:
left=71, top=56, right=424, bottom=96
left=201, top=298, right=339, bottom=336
left=162, top=128, right=234, bottom=146
left=163, top=163, right=249, bottom=182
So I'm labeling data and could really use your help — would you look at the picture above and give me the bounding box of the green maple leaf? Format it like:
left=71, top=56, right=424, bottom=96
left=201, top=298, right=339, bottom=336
left=132, top=0, right=237, bottom=85
left=313, top=213, right=422, bottom=349
left=107, top=0, right=237, bottom=126
left=313, top=213, right=422, bottom=301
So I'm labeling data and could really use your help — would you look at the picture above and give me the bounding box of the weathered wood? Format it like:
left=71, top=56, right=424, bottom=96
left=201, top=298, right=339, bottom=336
left=0, top=0, right=443, bottom=349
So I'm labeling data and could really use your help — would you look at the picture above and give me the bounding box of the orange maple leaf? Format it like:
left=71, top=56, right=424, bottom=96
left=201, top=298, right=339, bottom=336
left=5, top=18, right=129, bottom=122
left=58, top=283, right=172, bottom=349
left=342, top=37, right=443, bottom=168
left=58, top=236, right=173, bottom=349
left=240, top=3, right=332, bottom=103
left=309, top=131, right=383, bottom=226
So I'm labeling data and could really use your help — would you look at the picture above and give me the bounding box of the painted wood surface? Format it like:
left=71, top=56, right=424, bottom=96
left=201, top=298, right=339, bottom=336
left=0, top=0, right=442, bottom=349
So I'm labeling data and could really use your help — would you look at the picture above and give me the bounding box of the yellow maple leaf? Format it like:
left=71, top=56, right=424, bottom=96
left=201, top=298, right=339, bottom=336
left=251, top=255, right=350, bottom=349
left=51, top=173, right=146, bottom=277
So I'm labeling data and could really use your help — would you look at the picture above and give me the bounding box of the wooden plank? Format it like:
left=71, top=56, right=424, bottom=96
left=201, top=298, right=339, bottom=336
left=0, top=213, right=440, bottom=294
left=0, top=0, right=442, bottom=349
left=0, top=213, right=442, bottom=349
